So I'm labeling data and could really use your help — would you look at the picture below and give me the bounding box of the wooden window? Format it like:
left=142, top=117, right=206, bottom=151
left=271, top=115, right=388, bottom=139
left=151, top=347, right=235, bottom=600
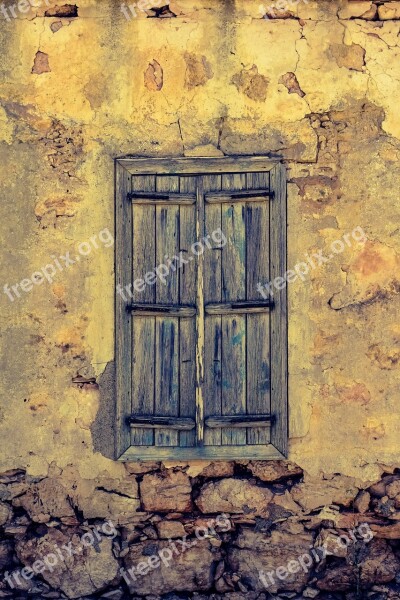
left=115, top=157, right=287, bottom=460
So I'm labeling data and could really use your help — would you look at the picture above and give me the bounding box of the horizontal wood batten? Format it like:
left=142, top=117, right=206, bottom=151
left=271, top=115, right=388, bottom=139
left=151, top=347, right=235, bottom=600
left=117, top=157, right=277, bottom=175
left=128, top=303, right=196, bottom=317
left=205, top=190, right=272, bottom=203
left=128, top=416, right=195, bottom=430
left=205, top=300, right=273, bottom=315
left=129, top=192, right=196, bottom=205
left=118, top=443, right=285, bottom=461
left=205, top=415, right=273, bottom=428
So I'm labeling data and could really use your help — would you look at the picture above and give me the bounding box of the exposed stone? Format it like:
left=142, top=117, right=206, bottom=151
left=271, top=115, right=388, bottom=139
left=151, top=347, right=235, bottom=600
left=13, top=478, right=75, bottom=523
left=32, top=52, right=51, bottom=75
left=361, top=539, right=399, bottom=585
left=0, top=502, right=10, bottom=526
left=330, top=43, right=366, bottom=72
left=198, top=462, right=235, bottom=478
left=0, top=469, right=26, bottom=484
left=16, top=528, right=119, bottom=599
left=370, top=522, right=400, bottom=539
left=354, top=490, right=371, bottom=514
left=50, top=21, right=64, bottom=33
left=279, top=72, right=305, bottom=97
left=315, top=529, right=348, bottom=558
left=196, top=479, right=273, bottom=516
left=156, top=520, right=186, bottom=539
left=228, top=526, right=313, bottom=593
left=316, top=565, right=356, bottom=592
left=378, top=2, right=400, bottom=20
left=231, top=65, right=268, bottom=102
left=370, top=476, right=397, bottom=497
left=144, top=60, right=163, bottom=91
left=140, top=470, right=192, bottom=512
left=124, top=462, right=160, bottom=475
left=317, top=538, right=398, bottom=591
left=386, top=479, right=400, bottom=499
left=273, top=491, right=302, bottom=514
left=124, top=539, right=220, bottom=595
left=73, top=476, right=140, bottom=524
left=338, top=2, right=376, bottom=19
left=184, top=53, right=213, bottom=89
left=248, top=461, right=303, bottom=482
left=44, top=4, right=78, bottom=17
left=291, top=475, right=358, bottom=511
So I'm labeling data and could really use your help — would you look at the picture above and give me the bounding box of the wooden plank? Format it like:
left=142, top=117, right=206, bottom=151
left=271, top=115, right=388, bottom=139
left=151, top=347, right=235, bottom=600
left=205, top=301, right=272, bottom=315
left=205, top=415, right=272, bottom=428
left=155, top=318, right=179, bottom=446
left=131, top=175, right=156, bottom=446
left=206, top=190, right=271, bottom=203
left=203, top=174, right=222, bottom=446
left=128, top=416, right=195, bottom=430
left=115, top=162, right=132, bottom=458
left=119, top=443, right=285, bottom=461
left=129, top=304, right=196, bottom=317
left=270, top=163, right=288, bottom=457
left=246, top=171, right=271, bottom=445
left=179, top=176, right=197, bottom=447
left=118, top=156, right=277, bottom=176
left=132, top=317, right=155, bottom=445
left=130, top=193, right=195, bottom=205
left=154, top=175, right=180, bottom=446
left=195, top=178, right=205, bottom=446
left=221, top=173, right=247, bottom=445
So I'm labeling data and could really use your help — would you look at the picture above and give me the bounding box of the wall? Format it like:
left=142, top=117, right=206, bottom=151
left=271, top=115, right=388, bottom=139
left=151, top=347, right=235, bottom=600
left=0, top=0, right=400, bottom=598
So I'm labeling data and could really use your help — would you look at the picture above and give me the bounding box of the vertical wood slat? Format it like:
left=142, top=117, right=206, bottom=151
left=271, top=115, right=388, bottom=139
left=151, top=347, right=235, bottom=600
left=221, top=174, right=247, bottom=446
left=179, top=176, right=197, bottom=447
left=131, top=175, right=156, bottom=446
left=115, top=162, right=132, bottom=457
left=195, top=177, right=205, bottom=446
left=246, top=172, right=270, bottom=445
left=270, top=164, right=288, bottom=456
left=154, top=176, right=180, bottom=446
left=204, top=175, right=222, bottom=446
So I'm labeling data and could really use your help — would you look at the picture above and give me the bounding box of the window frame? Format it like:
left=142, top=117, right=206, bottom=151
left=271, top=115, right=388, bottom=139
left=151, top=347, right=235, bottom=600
left=115, top=157, right=287, bottom=461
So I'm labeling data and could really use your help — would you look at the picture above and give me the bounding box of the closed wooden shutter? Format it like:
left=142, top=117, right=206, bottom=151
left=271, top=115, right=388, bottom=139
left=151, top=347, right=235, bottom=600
left=115, top=158, right=287, bottom=461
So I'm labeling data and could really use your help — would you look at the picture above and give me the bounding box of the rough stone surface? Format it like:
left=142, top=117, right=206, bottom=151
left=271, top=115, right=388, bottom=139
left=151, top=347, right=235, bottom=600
left=196, top=479, right=273, bottom=515
left=291, top=475, right=359, bottom=511
left=124, top=539, right=220, bottom=595
left=16, top=528, right=120, bottom=599
left=228, top=527, right=314, bottom=593
left=247, top=461, right=303, bottom=482
left=156, top=520, right=186, bottom=539
left=140, top=470, right=192, bottom=512
left=12, top=478, right=76, bottom=523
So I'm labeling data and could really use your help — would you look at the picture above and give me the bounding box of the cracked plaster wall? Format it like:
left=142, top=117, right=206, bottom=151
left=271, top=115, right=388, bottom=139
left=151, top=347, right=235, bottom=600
left=0, top=0, right=399, bottom=490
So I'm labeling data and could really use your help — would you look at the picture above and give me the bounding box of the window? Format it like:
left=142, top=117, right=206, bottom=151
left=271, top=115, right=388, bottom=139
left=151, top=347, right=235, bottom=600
left=115, top=157, right=287, bottom=460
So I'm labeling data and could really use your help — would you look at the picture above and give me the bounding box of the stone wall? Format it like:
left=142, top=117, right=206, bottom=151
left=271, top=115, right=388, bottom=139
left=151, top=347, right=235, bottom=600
left=1, top=462, right=400, bottom=599
left=1, top=0, right=400, bottom=597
